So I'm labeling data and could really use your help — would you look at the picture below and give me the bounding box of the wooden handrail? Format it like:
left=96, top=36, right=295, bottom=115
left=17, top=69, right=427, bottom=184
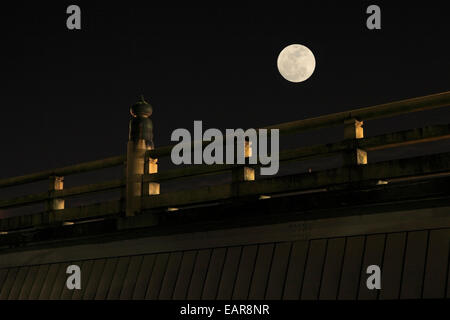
left=147, top=91, right=450, bottom=158
left=264, top=91, right=450, bottom=134
left=2, top=151, right=449, bottom=232
left=1, top=92, right=448, bottom=187
left=141, top=151, right=450, bottom=210
left=0, top=92, right=449, bottom=230
left=142, top=124, right=450, bottom=183
left=0, top=155, right=125, bottom=188
left=0, top=179, right=125, bottom=209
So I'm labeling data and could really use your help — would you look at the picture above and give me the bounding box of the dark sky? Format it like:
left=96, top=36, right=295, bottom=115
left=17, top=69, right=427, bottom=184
left=1, top=1, right=450, bottom=178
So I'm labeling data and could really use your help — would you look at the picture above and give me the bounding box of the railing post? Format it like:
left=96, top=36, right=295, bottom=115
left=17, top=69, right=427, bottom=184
left=45, top=175, right=64, bottom=212
left=143, top=154, right=160, bottom=196
left=126, top=96, right=154, bottom=217
left=343, top=118, right=367, bottom=166
left=232, top=140, right=255, bottom=183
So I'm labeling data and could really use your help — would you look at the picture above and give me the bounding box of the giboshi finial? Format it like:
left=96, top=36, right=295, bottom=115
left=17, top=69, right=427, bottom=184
left=130, top=95, right=153, bottom=118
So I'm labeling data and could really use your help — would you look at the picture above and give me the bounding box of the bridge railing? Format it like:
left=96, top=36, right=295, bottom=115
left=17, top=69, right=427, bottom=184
left=137, top=92, right=450, bottom=210
left=0, top=155, right=126, bottom=233
left=1, top=92, right=450, bottom=234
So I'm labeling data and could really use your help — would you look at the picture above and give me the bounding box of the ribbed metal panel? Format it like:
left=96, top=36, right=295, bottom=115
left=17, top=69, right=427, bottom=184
left=1, top=228, right=449, bottom=300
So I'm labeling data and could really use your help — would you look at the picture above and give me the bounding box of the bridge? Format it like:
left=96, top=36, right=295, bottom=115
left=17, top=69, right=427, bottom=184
left=0, top=92, right=450, bottom=300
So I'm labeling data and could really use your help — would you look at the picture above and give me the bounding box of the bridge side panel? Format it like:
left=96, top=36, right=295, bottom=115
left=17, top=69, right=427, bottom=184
left=1, top=230, right=449, bottom=300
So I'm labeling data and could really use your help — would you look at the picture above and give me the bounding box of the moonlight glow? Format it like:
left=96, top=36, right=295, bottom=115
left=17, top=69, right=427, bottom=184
left=277, top=44, right=316, bottom=83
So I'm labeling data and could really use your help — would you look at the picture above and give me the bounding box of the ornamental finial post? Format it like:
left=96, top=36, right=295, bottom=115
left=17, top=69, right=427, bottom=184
left=128, top=95, right=154, bottom=149
left=126, top=96, right=158, bottom=217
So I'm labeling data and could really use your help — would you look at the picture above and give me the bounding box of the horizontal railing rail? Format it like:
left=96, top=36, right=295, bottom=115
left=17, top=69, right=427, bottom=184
left=0, top=155, right=125, bottom=188
left=0, top=179, right=125, bottom=209
left=0, top=91, right=449, bottom=236
left=2, top=151, right=450, bottom=233
left=264, top=91, right=450, bottom=134
left=142, top=124, right=450, bottom=183
left=140, top=152, right=450, bottom=211
left=147, top=91, right=450, bottom=158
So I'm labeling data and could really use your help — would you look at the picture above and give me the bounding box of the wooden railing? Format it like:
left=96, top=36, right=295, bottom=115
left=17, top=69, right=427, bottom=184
left=1, top=91, right=450, bottom=234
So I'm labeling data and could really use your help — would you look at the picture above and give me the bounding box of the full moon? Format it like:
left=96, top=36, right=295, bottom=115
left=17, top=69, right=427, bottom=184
left=277, top=44, right=316, bottom=83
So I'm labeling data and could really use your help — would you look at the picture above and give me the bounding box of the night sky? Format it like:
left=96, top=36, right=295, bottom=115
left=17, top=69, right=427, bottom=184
left=1, top=1, right=449, bottom=179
